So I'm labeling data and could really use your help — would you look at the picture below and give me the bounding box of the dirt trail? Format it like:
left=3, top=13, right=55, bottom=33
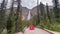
left=16, top=27, right=60, bottom=34
left=23, top=28, right=51, bottom=34
left=45, top=29, right=60, bottom=34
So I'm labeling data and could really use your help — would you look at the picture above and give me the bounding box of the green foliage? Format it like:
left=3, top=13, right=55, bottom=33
left=53, top=0, right=60, bottom=22
left=0, top=0, right=6, bottom=34
left=48, top=22, right=60, bottom=32
left=32, top=15, right=39, bottom=26
left=39, top=2, right=45, bottom=16
left=6, top=14, right=15, bottom=34
left=6, top=0, right=15, bottom=34
left=39, top=21, right=60, bottom=32
left=7, top=18, right=12, bottom=30
left=15, top=0, right=22, bottom=32
left=1, top=28, right=7, bottom=34
left=46, top=3, right=52, bottom=23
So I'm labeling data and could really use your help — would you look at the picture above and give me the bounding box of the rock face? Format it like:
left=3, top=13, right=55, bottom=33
left=5, top=5, right=53, bottom=20
left=5, top=5, right=40, bottom=20
left=21, top=6, right=38, bottom=20
left=31, top=6, right=37, bottom=16
left=22, top=7, right=29, bottom=20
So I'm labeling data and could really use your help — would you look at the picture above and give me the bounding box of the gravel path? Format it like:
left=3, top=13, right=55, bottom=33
left=15, top=27, right=60, bottom=34
left=45, top=29, right=60, bottom=34
left=23, top=28, right=51, bottom=34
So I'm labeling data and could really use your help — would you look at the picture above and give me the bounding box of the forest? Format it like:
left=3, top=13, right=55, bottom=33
left=0, top=0, right=60, bottom=34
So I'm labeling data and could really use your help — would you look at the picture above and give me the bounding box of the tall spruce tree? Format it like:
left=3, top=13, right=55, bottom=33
left=6, top=0, right=15, bottom=34
left=39, top=2, right=46, bottom=24
left=36, top=0, right=40, bottom=25
left=46, top=3, right=51, bottom=23
left=39, top=2, right=45, bottom=16
left=0, top=0, right=5, bottom=34
left=15, top=0, right=22, bottom=32
left=53, top=0, right=60, bottom=22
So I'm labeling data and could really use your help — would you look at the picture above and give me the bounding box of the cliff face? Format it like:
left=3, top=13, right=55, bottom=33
left=6, top=6, right=29, bottom=20
left=6, top=5, right=53, bottom=20
left=22, top=7, right=29, bottom=20
left=21, top=6, right=38, bottom=20
left=31, top=6, right=37, bottom=16
left=6, top=6, right=37, bottom=20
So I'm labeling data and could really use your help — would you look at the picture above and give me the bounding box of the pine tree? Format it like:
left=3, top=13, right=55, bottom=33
left=6, top=0, right=15, bottom=34
left=39, top=2, right=46, bottom=24
left=0, top=0, right=6, bottom=34
left=36, top=0, right=40, bottom=25
left=46, top=3, right=51, bottom=23
left=53, top=0, right=60, bottom=22
left=15, top=0, right=22, bottom=32
left=39, top=2, right=45, bottom=16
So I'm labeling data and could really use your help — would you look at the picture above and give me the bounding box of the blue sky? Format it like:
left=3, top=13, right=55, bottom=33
left=0, top=0, right=55, bottom=9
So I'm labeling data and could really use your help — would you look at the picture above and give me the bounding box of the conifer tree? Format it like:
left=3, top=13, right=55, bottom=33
left=6, top=0, right=15, bottom=34
left=0, top=0, right=5, bottom=34
left=15, top=0, right=22, bottom=32
left=53, top=0, right=60, bottom=22
left=36, top=0, right=40, bottom=25
left=46, top=3, right=51, bottom=23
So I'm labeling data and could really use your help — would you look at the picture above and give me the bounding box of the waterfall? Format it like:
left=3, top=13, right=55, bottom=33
left=27, top=11, right=31, bottom=20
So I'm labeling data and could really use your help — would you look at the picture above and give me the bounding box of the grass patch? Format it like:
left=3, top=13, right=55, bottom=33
left=1, top=29, right=7, bottom=34
left=39, top=22, right=60, bottom=32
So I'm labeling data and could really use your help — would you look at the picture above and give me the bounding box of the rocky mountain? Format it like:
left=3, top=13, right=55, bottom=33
left=5, top=3, right=53, bottom=20
left=22, top=7, right=29, bottom=20
left=31, top=6, right=37, bottom=16
left=5, top=6, right=29, bottom=20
